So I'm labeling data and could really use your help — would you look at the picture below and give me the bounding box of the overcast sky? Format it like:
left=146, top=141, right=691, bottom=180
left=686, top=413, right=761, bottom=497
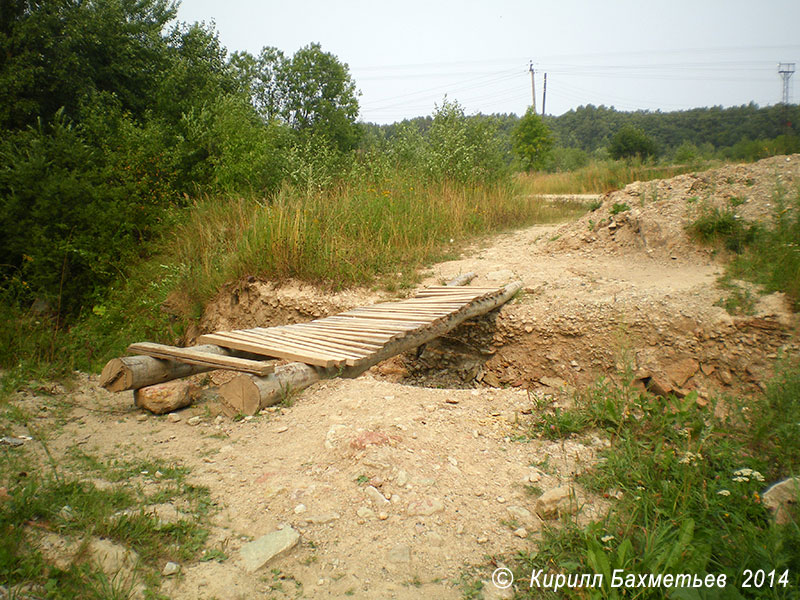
left=176, top=0, right=800, bottom=124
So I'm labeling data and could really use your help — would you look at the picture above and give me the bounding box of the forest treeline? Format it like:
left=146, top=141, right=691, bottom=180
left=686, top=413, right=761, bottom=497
left=1, top=0, right=798, bottom=342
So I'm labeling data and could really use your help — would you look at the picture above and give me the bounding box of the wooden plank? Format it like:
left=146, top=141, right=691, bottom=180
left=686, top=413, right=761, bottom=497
left=238, top=329, right=366, bottom=361
left=281, top=325, right=387, bottom=349
left=294, top=321, right=398, bottom=339
left=254, top=327, right=374, bottom=357
left=198, top=333, right=341, bottom=368
left=338, top=311, right=432, bottom=323
left=127, top=342, right=275, bottom=376
left=292, top=323, right=396, bottom=344
left=320, top=316, right=419, bottom=331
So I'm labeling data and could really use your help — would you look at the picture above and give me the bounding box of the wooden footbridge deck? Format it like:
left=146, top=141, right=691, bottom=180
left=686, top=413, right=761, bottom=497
left=102, top=279, right=522, bottom=414
left=129, top=286, right=506, bottom=372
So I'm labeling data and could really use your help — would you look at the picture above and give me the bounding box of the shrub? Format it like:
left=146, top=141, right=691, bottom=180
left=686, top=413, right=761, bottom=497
left=608, top=125, right=658, bottom=160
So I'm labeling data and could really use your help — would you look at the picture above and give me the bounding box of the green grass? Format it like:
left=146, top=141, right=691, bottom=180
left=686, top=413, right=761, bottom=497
left=0, top=170, right=589, bottom=389
left=0, top=445, right=217, bottom=599
left=688, top=184, right=800, bottom=308
left=504, top=362, right=800, bottom=599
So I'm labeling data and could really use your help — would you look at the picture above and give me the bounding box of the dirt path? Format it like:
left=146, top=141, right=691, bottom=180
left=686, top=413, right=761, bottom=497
left=10, top=156, right=800, bottom=599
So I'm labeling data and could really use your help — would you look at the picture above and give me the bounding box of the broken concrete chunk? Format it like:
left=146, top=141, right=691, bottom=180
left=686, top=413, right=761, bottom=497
left=239, top=526, right=300, bottom=573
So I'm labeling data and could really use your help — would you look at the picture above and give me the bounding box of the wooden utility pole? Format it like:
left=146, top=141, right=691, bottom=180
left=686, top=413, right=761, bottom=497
left=529, top=62, right=536, bottom=113
left=542, top=73, right=547, bottom=116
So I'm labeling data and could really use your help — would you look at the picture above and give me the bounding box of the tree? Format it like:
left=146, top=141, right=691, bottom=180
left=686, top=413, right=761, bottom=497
left=608, top=125, right=658, bottom=160
left=511, top=107, right=554, bottom=171
left=279, top=43, right=361, bottom=151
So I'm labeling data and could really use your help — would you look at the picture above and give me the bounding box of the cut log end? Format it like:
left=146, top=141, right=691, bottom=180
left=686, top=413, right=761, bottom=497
left=99, top=358, right=134, bottom=393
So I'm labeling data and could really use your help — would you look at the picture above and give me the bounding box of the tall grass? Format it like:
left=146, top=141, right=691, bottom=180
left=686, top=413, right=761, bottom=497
left=163, top=172, right=586, bottom=314
left=517, top=160, right=711, bottom=195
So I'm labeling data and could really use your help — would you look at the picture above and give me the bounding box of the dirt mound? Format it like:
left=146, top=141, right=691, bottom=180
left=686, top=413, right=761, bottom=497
left=377, top=156, right=799, bottom=398
left=549, top=154, right=800, bottom=262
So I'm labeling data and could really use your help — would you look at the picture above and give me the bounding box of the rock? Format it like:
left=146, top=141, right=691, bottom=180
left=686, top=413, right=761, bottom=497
left=646, top=375, right=673, bottom=398
left=134, top=380, right=196, bottom=415
left=395, top=470, right=409, bottom=487
left=664, top=358, right=699, bottom=387
left=88, top=538, right=139, bottom=577
left=539, top=376, right=566, bottom=389
left=763, top=477, right=800, bottom=525
left=407, top=496, right=444, bottom=516
left=387, top=544, right=411, bottom=563
left=366, top=485, right=390, bottom=506
left=136, top=414, right=148, bottom=422
left=167, top=413, right=181, bottom=423
left=522, top=470, right=542, bottom=484
left=294, top=504, right=307, bottom=514
left=305, top=512, right=340, bottom=525
left=718, top=368, right=733, bottom=386
left=274, top=425, right=289, bottom=433
left=357, top=506, right=375, bottom=519
left=378, top=511, right=389, bottom=520
left=507, top=505, right=534, bottom=525
left=535, top=486, right=577, bottom=519
left=162, top=561, right=180, bottom=576
left=187, top=416, right=202, bottom=426
left=324, top=424, right=349, bottom=450
left=481, top=579, right=514, bottom=599
left=239, top=526, right=300, bottom=573
left=513, top=527, right=528, bottom=538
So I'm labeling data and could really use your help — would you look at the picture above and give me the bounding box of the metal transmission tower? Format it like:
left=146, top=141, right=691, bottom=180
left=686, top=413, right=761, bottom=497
left=778, top=62, right=795, bottom=105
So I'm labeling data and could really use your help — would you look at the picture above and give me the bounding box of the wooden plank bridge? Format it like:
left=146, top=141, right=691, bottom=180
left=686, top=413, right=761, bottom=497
left=101, top=279, right=522, bottom=414
left=191, top=286, right=505, bottom=369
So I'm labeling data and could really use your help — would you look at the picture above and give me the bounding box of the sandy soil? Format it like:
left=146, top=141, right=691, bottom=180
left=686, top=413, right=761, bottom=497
left=7, top=155, right=800, bottom=599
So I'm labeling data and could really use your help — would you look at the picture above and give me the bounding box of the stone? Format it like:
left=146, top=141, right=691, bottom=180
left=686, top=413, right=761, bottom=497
left=239, top=526, right=300, bottom=573
left=136, top=414, right=148, bottom=422
left=134, top=380, right=196, bottom=415
left=305, top=512, right=340, bottom=525
left=395, top=470, right=409, bottom=487
left=539, top=376, right=566, bottom=389
left=506, top=505, right=534, bottom=525
left=513, top=527, right=528, bottom=538
left=763, top=477, right=800, bottom=525
left=357, top=506, right=375, bottom=519
left=378, top=511, right=389, bottom=520
left=274, top=425, right=289, bottom=433
left=366, top=485, right=390, bottom=506
left=646, top=375, right=673, bottom=398
left=88, top=538, right=139, bottom=576
left=535, top=486, right=577, bottom=519
left=166, top=412, right=181, bottom=423
left=407, top=496, right=444, bottom=516
left=162, top=561, right=180, bottom=576
left=718, top=368, right=733, bottom=386
left=387, top=544, right=411, bottom=563
left=294, top=504, right=307, bottom=514
left=187, top=416, right=202, bottom=426
left=664, top=358, right=699, bottom=387
left=523, top=470, right=542, bottom=484
left=481, top=580, right=514, bottom=599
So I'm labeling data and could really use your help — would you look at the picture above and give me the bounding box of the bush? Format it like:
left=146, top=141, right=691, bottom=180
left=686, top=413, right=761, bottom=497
left=608, top=125, right=658, bottom=160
